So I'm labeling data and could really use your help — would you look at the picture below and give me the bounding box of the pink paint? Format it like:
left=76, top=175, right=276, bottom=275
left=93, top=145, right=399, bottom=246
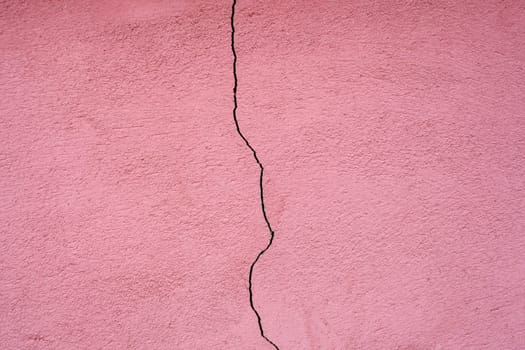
left=1, top=1, right=524, bottom=349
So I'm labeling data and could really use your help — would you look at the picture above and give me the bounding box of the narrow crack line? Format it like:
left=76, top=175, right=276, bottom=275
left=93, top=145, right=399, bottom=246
left=231, top=1, right=280, bottom=349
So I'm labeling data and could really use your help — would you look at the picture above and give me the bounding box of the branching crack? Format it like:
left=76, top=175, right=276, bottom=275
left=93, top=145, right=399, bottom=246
left=231, top=1, right=280, bottom=349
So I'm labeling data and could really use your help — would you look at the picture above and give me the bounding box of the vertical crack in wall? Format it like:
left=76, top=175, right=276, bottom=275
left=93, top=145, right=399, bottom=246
left=231, top=1, right=280, bottom=349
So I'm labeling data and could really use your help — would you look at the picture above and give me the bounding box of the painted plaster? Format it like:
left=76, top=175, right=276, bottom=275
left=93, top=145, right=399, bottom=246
left=1, top=1, right=525, bottom=349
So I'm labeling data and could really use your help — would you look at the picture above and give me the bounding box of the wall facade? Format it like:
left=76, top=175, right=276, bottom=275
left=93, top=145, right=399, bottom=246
left=1, top=1, right=524, bottom=349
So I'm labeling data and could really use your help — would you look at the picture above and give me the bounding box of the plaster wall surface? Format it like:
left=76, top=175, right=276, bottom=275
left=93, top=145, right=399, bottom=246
left=1, top=1, right=524, bottom=349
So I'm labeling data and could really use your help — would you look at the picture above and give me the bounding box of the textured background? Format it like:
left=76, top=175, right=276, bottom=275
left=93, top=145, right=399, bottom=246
left=1, top=1, right=524, bottom=349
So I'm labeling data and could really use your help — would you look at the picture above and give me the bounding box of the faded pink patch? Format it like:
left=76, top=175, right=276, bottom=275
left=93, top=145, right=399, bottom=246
left=1, top=1, right=524, bottom=349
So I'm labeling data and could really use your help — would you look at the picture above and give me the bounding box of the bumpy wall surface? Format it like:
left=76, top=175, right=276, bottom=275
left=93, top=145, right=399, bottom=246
left=1, top=1, right=524, bottom=349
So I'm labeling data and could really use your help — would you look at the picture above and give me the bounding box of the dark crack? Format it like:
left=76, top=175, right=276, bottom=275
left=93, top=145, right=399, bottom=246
left=231, top=1, right=280, bottom=349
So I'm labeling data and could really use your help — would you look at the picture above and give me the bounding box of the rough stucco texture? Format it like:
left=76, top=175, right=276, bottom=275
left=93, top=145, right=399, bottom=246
left=1, top=1, right=525, bottom=349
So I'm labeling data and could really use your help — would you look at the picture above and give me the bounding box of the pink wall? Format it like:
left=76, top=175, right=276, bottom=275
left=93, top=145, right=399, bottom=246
left=1, top=1, right=524, bottom=349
